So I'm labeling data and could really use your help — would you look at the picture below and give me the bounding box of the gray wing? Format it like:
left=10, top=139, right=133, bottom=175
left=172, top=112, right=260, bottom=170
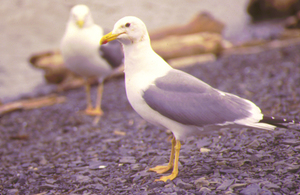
left=99, top=40, right=123, bottom=68
left=99, top=29, right=123, bottom=68
left=143, top=69, right=253, bottom=126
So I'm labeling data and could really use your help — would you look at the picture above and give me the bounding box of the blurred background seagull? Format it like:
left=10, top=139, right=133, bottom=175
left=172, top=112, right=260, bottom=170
left=61, top=4, right=123, bottom=116
left=100, top=16, right=298, bottom=182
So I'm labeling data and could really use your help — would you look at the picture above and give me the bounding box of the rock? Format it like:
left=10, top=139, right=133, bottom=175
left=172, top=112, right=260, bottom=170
left=199, top=187, right=212, bottom=194
left=175, top=179, right=194, bottom=189
left=240, top=184, right=272, bottom=195
left=281, top=139, right=300, bottom=146
left=219, top=169, right=237, bottom=174
left=39, top=184, right=59, bottom=190
left=247, top=139, right=260, bottom=148
left=295, top=145, right=300, bottom=151
left=247, top=0, right=300, bottom=21
left=7, top=189, right=19, bottom=195
left=229, top=183, right=247, bottom=190
left=261, top=181, right=280, bottom=189
left=287, top=164, right=300, bottom=172
left=74, top=175, right=92, bottom=184
left=89, top=161, right=109, bottom=170
left=217, top=179, right=235, bottom=191
left=130, top=163, right=143, bottom=171
left=194, top=177, right=210, bottom=188
left=200, top=148, right=211, bottom=153
left=119, top=156, right=136, bottom=164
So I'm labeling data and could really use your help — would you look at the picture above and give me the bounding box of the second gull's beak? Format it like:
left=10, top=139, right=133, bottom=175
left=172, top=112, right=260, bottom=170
left=100, top=32, right=121, bottom=45
left=76, top=20, right=84, bottom=28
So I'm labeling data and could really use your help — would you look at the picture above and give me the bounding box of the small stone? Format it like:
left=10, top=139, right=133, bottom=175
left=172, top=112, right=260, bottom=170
left=176, top=179, right=194, bottom=189
left=199, top=187, right=211, bottom=194
left=287, top=164, right=300, bottom=172
left=39, top=184, right=58, bottom=190
left=261, top=181, right=280, bottom=189
left=131, top=163, right=143, bottom=171
left=220, top=169, right=237, bottom=174
left=282, top=139, right=300, bottom=146
left=40, top=156, right=48, bottom=165
left=89, top=183, right=104, bottom=191
left=75, top=175, right=92, bottom=184
left=119, top=156, right=136, bottom=164
left=89, top=161, right=109, bottom=170
left=194, top=177, right=210, bottom=188
left=247, top=140, right=260, bottom=148
left=200, top=148, right=211, bottom=153
left=217, top=179, right=235, bottom=190
left=229, top=183, right=247, bottom=190
left=7, top=189, right=19, bottom=195
left=263, top=166, right=275, bottom=172
left=240, top=184, right=272, bottom=195
left=45, top=178, right=56, bottom=184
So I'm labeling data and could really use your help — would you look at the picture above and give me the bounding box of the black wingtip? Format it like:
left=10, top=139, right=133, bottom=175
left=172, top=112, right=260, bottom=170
left=259, top=115, right=299, bottom=128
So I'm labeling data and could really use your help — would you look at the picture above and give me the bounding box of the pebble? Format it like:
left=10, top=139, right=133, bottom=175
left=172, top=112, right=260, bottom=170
left=175, top=179, right=194, bottom=189
left=89, top=161, right=109, bottom=170
left=282, top=139, right=300, bottom=146
left=240, top=184, right=272, bottom=195
left=217, top=179, right=235, bottom=191
left=119, top=156, right=136, bottom=164
left=194, top=177, right=210, bottom=188
left=74, top=175, right=92, bottom=184
left=7, top=189, right=19, bottom=195
left=199, top=187, right=212, bottom=194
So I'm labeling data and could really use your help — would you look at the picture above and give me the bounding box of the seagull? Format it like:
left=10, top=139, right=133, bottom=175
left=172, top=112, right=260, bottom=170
left=61, top=4, right=123, bottom=116
left=100, top=16, right=298, bottom=182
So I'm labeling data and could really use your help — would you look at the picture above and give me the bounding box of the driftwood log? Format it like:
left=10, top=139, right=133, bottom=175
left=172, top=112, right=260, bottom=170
left=0, top=94, right=66, bottom=116
left=149, top=12, right=224, bottom=40
left=152, top=32, right=224, bottom=60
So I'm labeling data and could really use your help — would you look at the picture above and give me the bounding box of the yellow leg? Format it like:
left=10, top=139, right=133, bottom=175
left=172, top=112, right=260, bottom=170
left=149, top=137, right=176, bottom=174
left=84, top=82, right=104, bottom=116
left=94, top=82, right=104, bottom=115
left=155, top=140, right=181, bottom=182
left=84, top=82, right=93, bottom=112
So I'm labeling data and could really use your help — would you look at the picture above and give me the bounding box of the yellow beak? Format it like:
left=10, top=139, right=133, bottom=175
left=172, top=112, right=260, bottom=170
left=76, top=20, right=84, bottom=28
left=100, top=32, right=120, bottom=45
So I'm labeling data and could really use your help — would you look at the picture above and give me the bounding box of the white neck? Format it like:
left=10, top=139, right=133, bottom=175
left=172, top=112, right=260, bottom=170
left=123, top=40, right=172, bottom=74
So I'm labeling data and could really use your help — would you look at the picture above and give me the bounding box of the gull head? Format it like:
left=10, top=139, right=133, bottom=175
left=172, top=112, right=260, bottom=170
left=100, top=16, right=149, bottom=45
left=69, top=4, right=94, bottom=28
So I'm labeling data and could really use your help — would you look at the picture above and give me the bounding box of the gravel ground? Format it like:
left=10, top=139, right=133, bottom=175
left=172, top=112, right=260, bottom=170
left=1, top=43, right=300, bottom=195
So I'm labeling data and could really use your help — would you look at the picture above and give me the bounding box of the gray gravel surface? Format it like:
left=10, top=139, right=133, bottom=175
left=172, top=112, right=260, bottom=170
left=1, top=43, right=300, bottom=194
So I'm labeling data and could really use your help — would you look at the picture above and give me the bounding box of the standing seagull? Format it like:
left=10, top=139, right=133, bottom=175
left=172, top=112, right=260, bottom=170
left=100, top=16, right=298, bottom=182
left=61, top=4, right=123, bottom=116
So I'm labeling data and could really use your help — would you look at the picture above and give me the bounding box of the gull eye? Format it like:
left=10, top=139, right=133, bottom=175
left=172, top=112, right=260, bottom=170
left=125, top=23, right=131, bottom=27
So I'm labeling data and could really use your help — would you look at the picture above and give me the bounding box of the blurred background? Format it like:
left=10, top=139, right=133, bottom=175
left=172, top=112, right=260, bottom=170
left=0, top=0, right=295, bottom=102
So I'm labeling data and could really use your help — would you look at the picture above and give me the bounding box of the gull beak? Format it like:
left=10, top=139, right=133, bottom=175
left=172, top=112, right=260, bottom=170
left=100, top=32, right=121, bottom=45
left=76, top=20, right=84, bottom=28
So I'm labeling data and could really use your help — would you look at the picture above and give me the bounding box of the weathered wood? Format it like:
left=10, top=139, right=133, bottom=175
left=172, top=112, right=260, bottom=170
left=151, top=32, right=224, bottom=60
left=150, top=12, right=224, bottom=40
left=0, top=94, right=66, bottom=115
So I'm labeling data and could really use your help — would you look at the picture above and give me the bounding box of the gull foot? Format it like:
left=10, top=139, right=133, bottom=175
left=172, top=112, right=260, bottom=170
left=149, top=165, right=172, bottom=174
left=84, top=108, right=103, bottom=116
left=154, top=172, right=178, bottom=182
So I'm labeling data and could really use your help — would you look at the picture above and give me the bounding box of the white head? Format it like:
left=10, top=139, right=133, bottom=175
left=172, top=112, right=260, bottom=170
left=69, top=4, right=94, bottom=28
left=100, top=16, right=150, bottom=45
